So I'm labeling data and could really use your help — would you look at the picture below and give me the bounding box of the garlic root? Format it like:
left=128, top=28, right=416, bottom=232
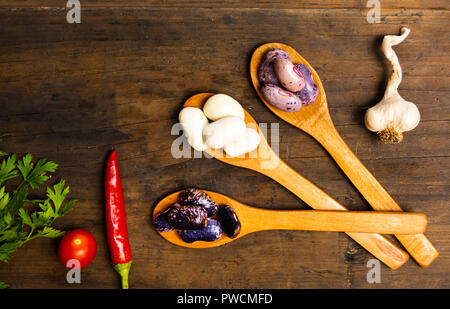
left=365, top=27, right=421, bottom=144
left=377, top=126, right=403, bottom=144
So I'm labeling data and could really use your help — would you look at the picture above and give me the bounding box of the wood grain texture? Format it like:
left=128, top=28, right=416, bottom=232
left=0, top=1, right=448, bottom=288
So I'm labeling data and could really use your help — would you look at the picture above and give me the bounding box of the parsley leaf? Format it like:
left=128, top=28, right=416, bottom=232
left=0, top=155, right=18, bottom=187
left=0, top=134, right=76, bottom=288
left=0, top=187, right=9, bottom=210
left=0, top=240, right=23, bottom=262
left=17, top=154, right=58, bottom=189
left=36, top=226, right=65, bottom=238
left=19, top=180, right=76, bottom=233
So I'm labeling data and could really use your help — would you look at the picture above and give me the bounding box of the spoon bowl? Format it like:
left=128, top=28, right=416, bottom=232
left=184, top=92, right=276, bottom=171
left=153, top=189, right=427, bottom=249
left=250, top=42, right=330, bottom=135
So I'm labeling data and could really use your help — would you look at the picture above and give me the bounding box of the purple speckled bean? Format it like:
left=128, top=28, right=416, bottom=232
left=168, top=205, right=207, bottom=230
left=180, top=219, right=222, bottom=243
left=179, top=188, right=218, bottom=217
left=261, top=84, right=302, bottom=112
left=294, top=64, right=318, bottom=106
left=154, top=203, right=179, bottom=232
left=258, top=49, right=290, bottom=86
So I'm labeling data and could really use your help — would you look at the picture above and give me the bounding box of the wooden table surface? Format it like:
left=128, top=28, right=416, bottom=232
left=0, top=1, right=448, bottom=289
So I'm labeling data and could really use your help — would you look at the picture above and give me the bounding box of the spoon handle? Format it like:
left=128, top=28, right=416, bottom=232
left=308, top=116, right=438, bottom=268
left=249, top=209, right=427, bottom=234
left=257, top=156, right=409, bottom=269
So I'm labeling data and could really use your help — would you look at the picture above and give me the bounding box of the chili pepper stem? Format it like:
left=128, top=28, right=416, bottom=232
left=114, top=260, right=132, bottom=289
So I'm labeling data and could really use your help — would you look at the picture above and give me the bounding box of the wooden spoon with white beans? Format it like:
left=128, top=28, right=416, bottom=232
left=153, top=189, right=427, bottom=249
left=180, top=93, right=410, bottom=269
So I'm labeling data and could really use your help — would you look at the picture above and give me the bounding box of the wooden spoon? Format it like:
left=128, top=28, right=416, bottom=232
left=250, top=42, right=438, bottom=267
left=154, top=190, right=427, bottom=249
left=182, top=93, right=409, bottom=269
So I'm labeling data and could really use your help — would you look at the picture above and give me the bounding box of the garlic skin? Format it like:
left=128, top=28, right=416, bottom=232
left=365, top=27, right=421, bottom=144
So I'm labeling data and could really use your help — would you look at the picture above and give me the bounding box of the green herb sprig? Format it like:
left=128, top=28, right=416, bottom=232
left=0, top=135, right=76, bottom=288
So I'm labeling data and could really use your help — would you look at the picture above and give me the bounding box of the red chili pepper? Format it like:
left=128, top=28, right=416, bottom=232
left=105, top=150, right=132, bottom=289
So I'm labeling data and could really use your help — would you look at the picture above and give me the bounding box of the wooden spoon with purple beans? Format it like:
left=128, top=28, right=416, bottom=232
left=153, top=189, right=427, bottom=249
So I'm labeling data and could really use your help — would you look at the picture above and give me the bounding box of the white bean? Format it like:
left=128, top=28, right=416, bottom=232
left=178, top=107, right=209, bottom=151
left=224, top=128, right=261, bottom=157
left=203, top=116, right=247, bottom=149
left=203, top=94, right=245, bottom=121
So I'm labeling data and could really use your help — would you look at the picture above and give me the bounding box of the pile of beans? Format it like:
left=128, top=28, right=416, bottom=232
left=179, top=93, right=260, bottom=157
left=258, top=49, right=318, bottom=112
left=155, top=188, right=241, bottom=243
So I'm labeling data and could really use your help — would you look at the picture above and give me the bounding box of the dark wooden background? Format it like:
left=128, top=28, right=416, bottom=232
left=0, top=1, right=448, bottom=289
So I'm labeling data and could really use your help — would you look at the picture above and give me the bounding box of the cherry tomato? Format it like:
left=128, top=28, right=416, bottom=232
left=58, top=229, right=97, bottom=269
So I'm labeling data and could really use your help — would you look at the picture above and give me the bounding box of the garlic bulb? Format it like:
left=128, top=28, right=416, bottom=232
left=365, top=27, right=420, bottom=144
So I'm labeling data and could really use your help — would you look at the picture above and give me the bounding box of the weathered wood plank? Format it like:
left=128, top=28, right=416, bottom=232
left=0, top=1, right=449, bottom=10
left=0, top=2, right=448, bottom=289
